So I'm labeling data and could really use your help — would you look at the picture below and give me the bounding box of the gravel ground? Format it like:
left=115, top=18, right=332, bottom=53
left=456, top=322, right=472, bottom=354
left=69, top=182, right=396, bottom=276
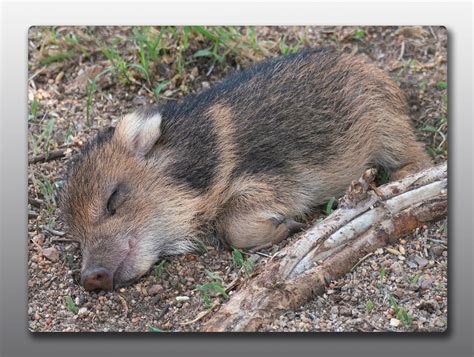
left=27, top=26, right=448, bottom=332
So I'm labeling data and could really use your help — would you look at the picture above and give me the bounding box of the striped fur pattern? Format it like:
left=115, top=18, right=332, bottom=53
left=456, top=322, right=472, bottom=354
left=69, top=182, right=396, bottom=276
left=60, top=49, right=430, bottom=288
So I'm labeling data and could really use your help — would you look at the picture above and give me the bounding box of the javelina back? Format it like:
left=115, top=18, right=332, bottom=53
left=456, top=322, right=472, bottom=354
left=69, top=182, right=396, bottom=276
left=60, top=49, right=430, bottom=291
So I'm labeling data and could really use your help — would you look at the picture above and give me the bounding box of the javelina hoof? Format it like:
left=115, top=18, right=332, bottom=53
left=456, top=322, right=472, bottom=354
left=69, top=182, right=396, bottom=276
left=81, top=267, right=113, bottom=292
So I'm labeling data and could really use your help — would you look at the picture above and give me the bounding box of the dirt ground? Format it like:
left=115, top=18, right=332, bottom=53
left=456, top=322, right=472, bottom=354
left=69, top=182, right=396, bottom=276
left=27, top=26, right=448, bottom=332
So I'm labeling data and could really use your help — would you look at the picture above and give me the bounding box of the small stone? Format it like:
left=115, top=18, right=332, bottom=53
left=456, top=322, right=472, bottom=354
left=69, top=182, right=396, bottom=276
left=407, top=260, right=418, bottom=269
left=330, top=306, right=339, bottom=315
left=340, top=307, right=352, bottom=316
left=390, top=318, right=401, bottom=327
left=430, top=246, right=444, bottom=256
left=42, top=247, right=59, bottom=262
left=32, top=234, right=45, bottom=246
left=415, top=256, right=428, bottom=268
left=386, top=247, right=401, bottom=256
left=78, top=307, right=88, bottom=317
left=390, top=261, right=404, bottom=275
left=55, top=71, right=64, bottom=83
left=394, top=288, right=405, bottom=299
left=148, top=284, right=163, bottom=296
left=375, top=248, right=384, bottom=255
left=418, top=274, right=433, bottom=289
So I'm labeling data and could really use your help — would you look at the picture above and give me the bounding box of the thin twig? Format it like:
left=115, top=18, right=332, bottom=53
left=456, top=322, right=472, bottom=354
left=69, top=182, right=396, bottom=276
left=425, top=238, right=447, bottom=244
left=117, top=294, right=129, bottom=318
left=243, top=250, right=271, bottom=258
left=42, top=225, right=65, bottom=237
left=50, top=238, right=79, bottom=244
left=225, top=274, right=241, bottom=293
left=180, top=300, right=220, bottom=326
left=398, top=41, right=405, bottom=61
left=28, top=67, right=45, bottom=82
left=28, top=198, right=44, bottom=208
left=155, top=303, right=170, bottom=322
left=429, top=26, right=438, bottom=40
left=350, top=252, right=374, bottom=272
left=30, top=238, right=43, bottom=251
left=29, top=149, right=67, bottom=164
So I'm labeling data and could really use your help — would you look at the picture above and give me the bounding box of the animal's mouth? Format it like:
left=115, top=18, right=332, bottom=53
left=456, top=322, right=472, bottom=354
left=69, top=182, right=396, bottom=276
left=112, top=235, right=139, bottom=289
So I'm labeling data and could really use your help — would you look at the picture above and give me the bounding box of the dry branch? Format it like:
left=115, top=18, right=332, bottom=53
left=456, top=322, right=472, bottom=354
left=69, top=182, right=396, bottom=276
left=202, top=162, right=447, bottom=332
left=28, top=149, right=67, bottom=164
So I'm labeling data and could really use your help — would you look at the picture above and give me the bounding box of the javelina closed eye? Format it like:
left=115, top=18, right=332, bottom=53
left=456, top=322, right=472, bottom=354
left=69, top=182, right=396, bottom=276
left=59, top=48, right=430, bottom=291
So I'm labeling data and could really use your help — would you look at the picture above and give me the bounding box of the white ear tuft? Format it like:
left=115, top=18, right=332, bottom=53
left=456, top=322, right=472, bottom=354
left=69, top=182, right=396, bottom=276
left=115, top=111, right=162, bottom=157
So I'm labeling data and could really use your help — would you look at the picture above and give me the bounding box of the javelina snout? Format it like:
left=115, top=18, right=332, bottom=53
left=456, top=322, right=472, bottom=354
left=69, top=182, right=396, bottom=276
left=60, top=49, right=431, bottom=291
left=81, top=267, right=113, bottom=292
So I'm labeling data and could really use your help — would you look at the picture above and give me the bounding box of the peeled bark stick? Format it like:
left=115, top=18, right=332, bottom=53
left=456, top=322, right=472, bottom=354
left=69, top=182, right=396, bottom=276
left=202, top=162, right=447, bottom=332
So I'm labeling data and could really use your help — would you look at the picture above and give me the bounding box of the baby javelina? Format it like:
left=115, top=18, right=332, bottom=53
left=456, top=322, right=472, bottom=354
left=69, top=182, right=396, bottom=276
left=60, top=49, right=430, bottom=292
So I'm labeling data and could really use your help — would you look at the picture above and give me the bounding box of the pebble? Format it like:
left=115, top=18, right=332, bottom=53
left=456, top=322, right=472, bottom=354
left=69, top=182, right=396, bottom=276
left=434, top=318, right=446, bottom=328
left=390, top=318, right=401, bottom=327
left=176, top=296, right=190, bottom=302
left=386, top=247, right=401, bottom=256
left=415, top=256, right=428, bottom=268
left=430, top=246, right=444, bottom=256
left=42, top=247, right=59, bottom=262
left=55, top=71, right=64, bottom=83
left=78, top=307, right=88, bottom=317
left=418, top=274, right=433, bottom=289
left=390, top=261, right=404, bottom=275
left=32, top=234, right=45, bottom=246
left=406, top=260, right=417, bottom=269
left=340, top=307, right=352, bottom=316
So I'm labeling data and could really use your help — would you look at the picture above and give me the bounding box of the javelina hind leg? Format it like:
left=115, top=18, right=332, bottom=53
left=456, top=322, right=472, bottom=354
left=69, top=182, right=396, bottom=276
left=374, top=115, right=432, bottom=181
left=388, top=144, right=432, bottom=181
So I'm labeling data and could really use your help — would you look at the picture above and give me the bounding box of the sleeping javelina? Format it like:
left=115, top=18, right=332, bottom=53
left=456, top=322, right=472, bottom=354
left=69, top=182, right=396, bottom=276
left=60, top=49, right=430, bottom=291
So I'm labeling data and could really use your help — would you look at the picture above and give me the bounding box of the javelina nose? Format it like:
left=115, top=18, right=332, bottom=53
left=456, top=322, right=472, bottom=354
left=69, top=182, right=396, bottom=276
left=81, top=267, right=113, bottom=292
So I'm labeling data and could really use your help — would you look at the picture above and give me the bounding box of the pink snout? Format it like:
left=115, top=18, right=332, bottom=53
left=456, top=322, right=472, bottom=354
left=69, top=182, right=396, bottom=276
left=81, top=267, right=113, bottom=291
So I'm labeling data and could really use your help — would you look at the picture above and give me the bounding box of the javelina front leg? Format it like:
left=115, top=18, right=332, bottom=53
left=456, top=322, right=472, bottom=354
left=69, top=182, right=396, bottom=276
left=249, top=218, right=306, bottom=252
left=220, top=212, right=305, bottom=249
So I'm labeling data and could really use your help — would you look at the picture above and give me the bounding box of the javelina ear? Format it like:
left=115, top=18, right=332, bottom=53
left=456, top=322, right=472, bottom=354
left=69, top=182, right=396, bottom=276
left=115, top=111, right=162, bottom=157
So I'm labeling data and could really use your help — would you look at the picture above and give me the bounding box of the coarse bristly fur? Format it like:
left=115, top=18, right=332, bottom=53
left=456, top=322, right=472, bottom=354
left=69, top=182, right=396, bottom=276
left=59, top=48, right=431, bottom=289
